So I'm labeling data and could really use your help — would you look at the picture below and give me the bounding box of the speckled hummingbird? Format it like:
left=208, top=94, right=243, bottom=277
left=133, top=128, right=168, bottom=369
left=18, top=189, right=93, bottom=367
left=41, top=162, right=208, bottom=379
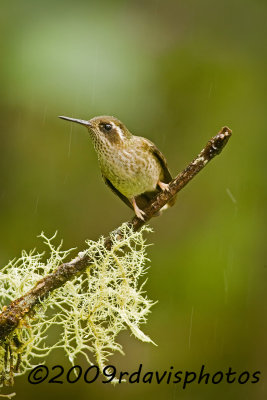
left=59, top=115, right=176, bottom=220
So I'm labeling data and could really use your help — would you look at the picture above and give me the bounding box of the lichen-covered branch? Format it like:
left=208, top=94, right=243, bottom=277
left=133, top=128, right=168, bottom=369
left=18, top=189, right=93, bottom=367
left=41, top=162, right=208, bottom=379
left=0, top=126, right=231, bottom=344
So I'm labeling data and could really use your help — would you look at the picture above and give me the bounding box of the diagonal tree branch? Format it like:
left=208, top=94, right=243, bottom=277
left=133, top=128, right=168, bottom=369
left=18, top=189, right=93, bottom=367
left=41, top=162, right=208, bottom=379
left=0, top=126, right=232, bottom=343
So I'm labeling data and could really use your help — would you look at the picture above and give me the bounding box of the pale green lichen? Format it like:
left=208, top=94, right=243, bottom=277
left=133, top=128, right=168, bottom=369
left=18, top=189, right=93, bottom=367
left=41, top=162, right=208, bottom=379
left=0, top=224, right=155, bottom=385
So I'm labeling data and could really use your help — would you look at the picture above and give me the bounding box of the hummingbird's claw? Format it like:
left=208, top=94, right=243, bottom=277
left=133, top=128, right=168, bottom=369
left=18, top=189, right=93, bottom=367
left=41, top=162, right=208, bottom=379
left=158, top=181, right=170, bottom=192
left=135, top=208, right=146, bottom=221
left=132, top=198, right=146, bottom=220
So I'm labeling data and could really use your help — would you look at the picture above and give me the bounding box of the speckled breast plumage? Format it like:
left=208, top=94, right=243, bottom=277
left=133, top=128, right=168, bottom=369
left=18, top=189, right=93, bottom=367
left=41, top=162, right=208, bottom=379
left=92, top=135, right=163, bottom=199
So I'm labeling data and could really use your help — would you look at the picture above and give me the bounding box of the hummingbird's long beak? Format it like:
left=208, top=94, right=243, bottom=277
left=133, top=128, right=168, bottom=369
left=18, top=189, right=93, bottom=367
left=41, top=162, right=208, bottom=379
left=58, top=116, right=92, bottom=127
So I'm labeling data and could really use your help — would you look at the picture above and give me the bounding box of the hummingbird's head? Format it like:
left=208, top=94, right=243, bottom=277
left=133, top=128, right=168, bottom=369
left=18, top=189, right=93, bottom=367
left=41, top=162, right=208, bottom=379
left=59, top=115, right=132, bottom=145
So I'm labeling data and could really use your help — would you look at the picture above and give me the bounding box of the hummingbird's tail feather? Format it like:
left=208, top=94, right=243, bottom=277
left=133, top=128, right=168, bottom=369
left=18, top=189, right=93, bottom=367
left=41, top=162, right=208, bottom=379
left=160, top=194, right=177, bottom=212
left=167, top=194, right=177, bottom=208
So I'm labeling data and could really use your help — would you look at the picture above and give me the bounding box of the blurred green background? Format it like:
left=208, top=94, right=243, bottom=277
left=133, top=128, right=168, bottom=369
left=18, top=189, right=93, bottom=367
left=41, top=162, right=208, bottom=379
left=0, top=0, right=266, bottom=399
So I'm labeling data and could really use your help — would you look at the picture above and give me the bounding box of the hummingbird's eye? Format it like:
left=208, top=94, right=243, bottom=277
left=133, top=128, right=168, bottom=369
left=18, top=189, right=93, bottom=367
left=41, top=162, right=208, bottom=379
left=103, top=123, right=112, bottom=131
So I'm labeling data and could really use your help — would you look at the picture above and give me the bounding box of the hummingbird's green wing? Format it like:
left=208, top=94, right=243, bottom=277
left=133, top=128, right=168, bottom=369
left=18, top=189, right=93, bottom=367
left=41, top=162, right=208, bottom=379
left=141, top=138, right=176, bottom=208
left=103, top=176, right=134, bottom=210
left=142, top=138, right=172, bottom=183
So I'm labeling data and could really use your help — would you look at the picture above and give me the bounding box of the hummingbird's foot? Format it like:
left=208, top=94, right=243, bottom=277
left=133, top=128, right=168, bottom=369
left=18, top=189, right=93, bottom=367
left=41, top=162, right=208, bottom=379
left=158, top=181, right=170, bottom=192
left=132, top=198, right=146, bottom=221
